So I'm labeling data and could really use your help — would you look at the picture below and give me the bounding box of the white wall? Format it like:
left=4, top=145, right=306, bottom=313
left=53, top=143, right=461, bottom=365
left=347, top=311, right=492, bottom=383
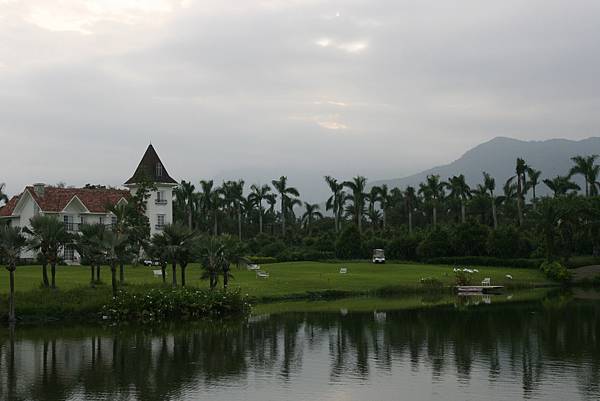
left=130, top=184, right=175, bottom=237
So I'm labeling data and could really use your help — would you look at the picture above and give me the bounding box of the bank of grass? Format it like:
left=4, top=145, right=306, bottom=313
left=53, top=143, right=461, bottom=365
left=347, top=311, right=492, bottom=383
left=0, top=261, right=553, bottom=321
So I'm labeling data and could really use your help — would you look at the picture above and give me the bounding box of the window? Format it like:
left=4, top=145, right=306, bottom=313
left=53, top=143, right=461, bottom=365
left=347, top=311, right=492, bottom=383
left=157, top=214, right=165, bottom=229
left=33, top=203, right=40, bottom=215
left=111, top=216, right=117, bottom=226
left=64, top=246, right=75, bottom=261
left=156, top=190, right=167, bottom=205
left=63, top=215, right=74, bottom=231
left=156, top=163, right=163, bottom=177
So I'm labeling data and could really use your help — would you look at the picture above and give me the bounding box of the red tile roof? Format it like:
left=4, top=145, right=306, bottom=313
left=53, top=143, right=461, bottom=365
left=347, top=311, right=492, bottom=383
left=0, top=186, right=130, bottom=217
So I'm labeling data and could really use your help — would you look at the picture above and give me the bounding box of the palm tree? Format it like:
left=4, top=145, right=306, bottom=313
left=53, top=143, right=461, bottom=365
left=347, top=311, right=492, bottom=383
left=344, top=176, right=368, bottom=233
left=418, top=175, right=444, bottom=228
left=229, top=180, right=245, bottom=240
left=106, top=203, right=130, bottom=283
left=199, top=180, right=221, bottom=235
left=74, top=223, right=106, bottom=285
left=404, top=186, right=417, bottom=235
left=444, top=174, right=471, bottom=224
left=178, top=180, right=196, bottom=230
left=570, top=155, right=598, bottom=196
left=302, top=202, right=323, bottom=235
left=271, top=176, right=300, bottom=236
left=265, top=193, right=277, bottom=235
left=483, top=172, right=498, bottom=229
left=376, top=184, right=394, bottom=230
left=368, top=186, right=382, bottom=230
left=248, top=184, right=271, bottom=234
left=100, top=230, right=128, bottom=297
left=324, top=176, right=345, bottom=233
left=527, top=167, right=542, bottom=210
left=515, top=158, right=528, bottom=226
left=200, top=236, right=227, bottom=290
left=0, top=226, right=27, bottom=322
left=162, top=223, right=195, bottom=287
left=148, top=232, right=168, bottom=284
left=543, top=175, right=581, bottom=197
left=24, top=215, right=54, bottom=287
left=0, top=183, right=8, bottom=206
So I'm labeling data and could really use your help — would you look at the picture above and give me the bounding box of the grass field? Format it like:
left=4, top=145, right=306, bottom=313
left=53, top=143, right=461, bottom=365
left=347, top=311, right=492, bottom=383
left=0, top=261, right=551, bottom=299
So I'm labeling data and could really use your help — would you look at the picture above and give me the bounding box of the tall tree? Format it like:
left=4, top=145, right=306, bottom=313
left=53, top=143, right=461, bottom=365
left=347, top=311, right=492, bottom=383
left=107, top=203, right=131, bottom=283
left=404, top=186, right=417, bottom=235
left=100, top=230, right=128, bottom=297
left=25, top=216, right=69, bottom=289
left=271, top=176, right=300, bottom=236
left=161, top=223, right=195, bottom=287
left=570, top=155, right=598, bottom=197
left=302, top=202, right=323, bottom=235
left=483, top=172, right=498, bottom=229
left=418, top=175, right=444, bottom=228
left=444, top=174, right=471, bottom=224
left=0, top=183, right=8, bottom=206
left=526, top=167, right=542, bottom=210
left=368, top=186, right=382, bottom=230
left=324, top=176, right=345, bottom=233
left=178, top=180, right=196, bottom=230
left=515, top=158, right=528, bottom=226
left=24, top=215, right=55, bottom=287
left=376, top=184, right=394, bottom=230
left=543, top=175, right=581, bottom=197
left=248, top=184, right=271, bottom=234
left=343, top=176, right=368, bottom=233
left=74, top=223, right=106, bottom=286
left=199, top=180, right=221, bottom=235
left=0, top=226, right=27, bottom=322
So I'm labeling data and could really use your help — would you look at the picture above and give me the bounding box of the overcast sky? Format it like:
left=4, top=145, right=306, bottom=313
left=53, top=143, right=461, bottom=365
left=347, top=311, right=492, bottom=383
left=1, top=0, right=600, bottom=201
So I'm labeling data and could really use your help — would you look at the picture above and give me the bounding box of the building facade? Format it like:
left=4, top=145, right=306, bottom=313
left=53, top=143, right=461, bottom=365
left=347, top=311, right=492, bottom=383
left=0, top=144, right=176, bottom=261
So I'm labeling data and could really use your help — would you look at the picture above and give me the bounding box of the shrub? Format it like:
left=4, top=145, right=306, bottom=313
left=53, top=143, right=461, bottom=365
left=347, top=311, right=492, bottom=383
left=246, top=256, right=278, bottom=264
left=102, top=288, right=251, bottom=323
left=487, top=225, right=531, bottom=258
left=417, top=228, right=451, bottom=259
left=260, top=240, right=286, bottom=257
left=451, top=222, right=489, bottom=256
left=335, top=225, right=363, bottom=259
left=539, top=261, right=572, bottom=283
left=387, top=235, right=421, bottom=260
left=454, top=270, right=473, bottom=286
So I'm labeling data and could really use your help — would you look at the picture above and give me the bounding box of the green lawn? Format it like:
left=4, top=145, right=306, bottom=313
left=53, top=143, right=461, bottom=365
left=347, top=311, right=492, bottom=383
left=1, top=261, right=551, bottom=299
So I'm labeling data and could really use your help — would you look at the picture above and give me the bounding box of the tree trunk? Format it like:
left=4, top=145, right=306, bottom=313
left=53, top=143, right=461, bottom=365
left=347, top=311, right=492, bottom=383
left=90, top=265, right=94, bottom=285
left=238, top=206, right=242, bottom=240
left=491, top=197, right=498, bottom=229
left=42, top=262, right=49, bottom=288
left=259, top=207, right=263, bottom=234
left=408, top=210, right=413, bottom=235
left=96, top=264, right=101, bottom=282
left=382, top=208, right=387, bottom=231
left=281, top=199, right=286, bottom=236
left=213, top=214, right=218, bottom=236
left=110, top=262, right=117, bottom=297
left=357, top=208, right=362, bottom=233
left=161, top=263, right=166, bottom=284
left=461, top=200, right=466, bottom=224
left=119, top=262, right=125, bottom=284
left=334, top=207, right=339, bottom=233
left=180, top=264, right=187, bottom=287
left=517, top=178, right=524, bottom=226
left=188, top=206, right=193, bottom=230
left=8, top=266, right=15, bottom=323
left=532, top=187, right=537, bottom=211
left=171, top=261, right=177, bottom=287
left=223, top=268, right=229, bottom=290
left=432, top=206, right=437, bottom=228
left=50, top=262, right=56, bottom=289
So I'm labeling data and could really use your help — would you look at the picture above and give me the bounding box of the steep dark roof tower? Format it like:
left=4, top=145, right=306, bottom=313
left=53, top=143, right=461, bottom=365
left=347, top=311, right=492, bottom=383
left=124, top=144, right=177, bottom=185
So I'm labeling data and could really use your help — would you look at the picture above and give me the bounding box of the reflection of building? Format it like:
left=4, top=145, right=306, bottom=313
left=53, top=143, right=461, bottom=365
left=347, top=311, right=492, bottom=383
left=0, top=144, right=176, bottom=261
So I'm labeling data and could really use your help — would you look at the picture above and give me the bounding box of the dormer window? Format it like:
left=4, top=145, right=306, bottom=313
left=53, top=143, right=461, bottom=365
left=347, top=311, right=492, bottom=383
left=156, top=163, right=163, bottom=177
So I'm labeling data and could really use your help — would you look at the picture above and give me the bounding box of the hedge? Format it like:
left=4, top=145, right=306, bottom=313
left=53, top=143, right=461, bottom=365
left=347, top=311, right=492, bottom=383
left=424, top=256, right=544, bottom=269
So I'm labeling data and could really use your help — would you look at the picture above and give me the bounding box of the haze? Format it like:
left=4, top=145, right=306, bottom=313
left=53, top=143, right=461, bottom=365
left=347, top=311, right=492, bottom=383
left=1, top=0, right=600, bottom=201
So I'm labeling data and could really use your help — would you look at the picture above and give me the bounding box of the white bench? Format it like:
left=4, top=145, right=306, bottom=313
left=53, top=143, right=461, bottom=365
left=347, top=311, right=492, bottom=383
left=256, top=271, right=270, bottom=278
left=481, top=277, right=491, bottom=286
left=247, top=263, right=261, bottom=271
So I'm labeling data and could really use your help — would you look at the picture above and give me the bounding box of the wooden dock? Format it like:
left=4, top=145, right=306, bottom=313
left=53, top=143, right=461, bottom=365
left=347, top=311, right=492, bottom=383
left=455, top=285, right=504, bottom=294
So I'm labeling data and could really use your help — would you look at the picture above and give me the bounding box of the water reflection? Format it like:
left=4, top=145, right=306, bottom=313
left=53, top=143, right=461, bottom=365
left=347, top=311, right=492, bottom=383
left=0, top=294, right=599, bottom=401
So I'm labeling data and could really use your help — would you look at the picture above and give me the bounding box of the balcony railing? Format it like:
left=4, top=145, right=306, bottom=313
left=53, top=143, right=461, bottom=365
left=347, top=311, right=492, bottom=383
left=65, top=223, right=115, bottom=232
left=155, top=199, right=168, bottom=205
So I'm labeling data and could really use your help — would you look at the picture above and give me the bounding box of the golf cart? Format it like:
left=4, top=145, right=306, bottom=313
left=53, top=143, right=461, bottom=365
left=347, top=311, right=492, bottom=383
left=372, top=249, right=386, bottom=264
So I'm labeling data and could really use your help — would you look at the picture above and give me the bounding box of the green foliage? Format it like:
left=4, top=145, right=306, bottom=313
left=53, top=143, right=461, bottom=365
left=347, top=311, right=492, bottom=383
left=335, top=225, right=363, bottom=259
left=450, top=222, right=489, bottom=256
left=387, top=236, right=421, bottom=260
left=486, top=225, right=532, bottom=258
left=539, top=261, right=572, bottom=283
left=417, top=228, right=451, bottom=258
left=246, top=256, right=278, bottom=264
left=102, top=287, right=251, bottom=322
left=454, top=270, right=473, bottom=286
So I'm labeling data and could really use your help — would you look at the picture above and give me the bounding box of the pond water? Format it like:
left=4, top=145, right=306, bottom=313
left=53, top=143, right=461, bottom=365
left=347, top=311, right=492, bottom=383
left=0, top=291, right=599, bottom=401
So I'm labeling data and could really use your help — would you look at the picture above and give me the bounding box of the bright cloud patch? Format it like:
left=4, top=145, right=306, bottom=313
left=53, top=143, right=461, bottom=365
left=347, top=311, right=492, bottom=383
left=317, top=121, right=347, bottom=130
left=315, top=38, right=368, bottom=53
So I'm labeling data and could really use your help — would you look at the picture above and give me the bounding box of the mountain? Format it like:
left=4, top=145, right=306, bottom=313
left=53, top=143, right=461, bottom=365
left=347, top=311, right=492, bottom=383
left=370, top=137, right=600, bottom=195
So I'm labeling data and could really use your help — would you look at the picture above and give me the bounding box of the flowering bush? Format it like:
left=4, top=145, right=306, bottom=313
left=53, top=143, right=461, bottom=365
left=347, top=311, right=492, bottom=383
left=454, top=269, right=473, bottom=286
left=102, top=287, right=251, bottom=323
left=539, top=261, right=571, bottom=283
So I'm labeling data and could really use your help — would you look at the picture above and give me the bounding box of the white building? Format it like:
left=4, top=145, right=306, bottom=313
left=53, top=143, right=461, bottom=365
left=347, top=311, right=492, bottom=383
left=0, top=144, right=176, bottom=261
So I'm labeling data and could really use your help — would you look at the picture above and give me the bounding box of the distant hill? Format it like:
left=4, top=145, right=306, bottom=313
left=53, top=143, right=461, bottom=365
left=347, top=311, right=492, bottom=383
left=370, top=137, right=600, bottom=195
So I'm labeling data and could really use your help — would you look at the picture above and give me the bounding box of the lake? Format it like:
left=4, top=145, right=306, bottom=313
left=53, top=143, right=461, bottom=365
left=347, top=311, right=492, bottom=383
left=0, top=290, right=598, bottom=401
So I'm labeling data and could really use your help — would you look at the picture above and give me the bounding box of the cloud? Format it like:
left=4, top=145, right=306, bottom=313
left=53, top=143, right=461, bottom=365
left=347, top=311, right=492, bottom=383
left=1, top=0, right=600, bottom=202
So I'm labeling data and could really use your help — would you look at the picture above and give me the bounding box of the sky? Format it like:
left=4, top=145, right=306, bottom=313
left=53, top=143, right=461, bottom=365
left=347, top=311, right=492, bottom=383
left=1, top=0, right=600, bottom=201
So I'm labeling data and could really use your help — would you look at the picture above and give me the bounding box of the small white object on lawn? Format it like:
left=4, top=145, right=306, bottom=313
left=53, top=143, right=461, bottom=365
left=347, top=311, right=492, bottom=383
left=257, top=271, right=270, bottom=278
left=505, top=274, right=513, bottom=280
left=340, top=267, right=348, bottom=274
left=153, top=270, right=163, bottom=277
